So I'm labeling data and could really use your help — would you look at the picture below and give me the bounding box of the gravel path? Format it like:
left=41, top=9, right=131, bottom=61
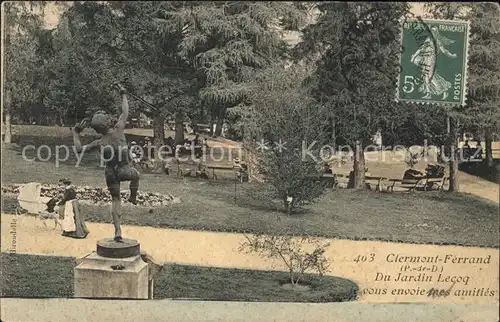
left=2, top=214, right=498, bottom=304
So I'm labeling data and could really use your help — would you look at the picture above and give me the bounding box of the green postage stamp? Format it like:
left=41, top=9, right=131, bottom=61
left=397, top=18, right=471, bottom=106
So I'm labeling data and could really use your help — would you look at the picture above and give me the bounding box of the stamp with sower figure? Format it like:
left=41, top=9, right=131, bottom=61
left=397, top=18, right=471, bottom=106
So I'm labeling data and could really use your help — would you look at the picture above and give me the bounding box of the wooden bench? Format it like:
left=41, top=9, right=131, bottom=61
left=387, top=178, right=423, bottom=192
left=365, top=176, right=388, bottom=192
left=422, top=176, right=448, bottom=191
left=207, top=165, right=239, bottom=180
left=331, top=173, right=349, bottom=188
left=387, top=176, right=448, bottom=192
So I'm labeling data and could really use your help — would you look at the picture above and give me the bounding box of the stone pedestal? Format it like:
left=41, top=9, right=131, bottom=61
left=74, top=238, right=149, bottom=299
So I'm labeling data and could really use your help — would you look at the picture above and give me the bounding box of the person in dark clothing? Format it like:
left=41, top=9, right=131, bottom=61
left=474, top=140, right=483, bottom=160
left=58, top=178, right=77, bottom=206
left=165, top=136, right=175, bottom=155
left=193, top=135, right=200, bottom=146
left=57, top=178, right=89, bottom=239
left=462, top=140, right=472, bottom=160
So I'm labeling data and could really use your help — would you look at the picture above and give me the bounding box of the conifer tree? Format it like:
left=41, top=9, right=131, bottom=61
left=296, top=2, right=411, bottom=189
left=425, top=2, right=500, bottom=187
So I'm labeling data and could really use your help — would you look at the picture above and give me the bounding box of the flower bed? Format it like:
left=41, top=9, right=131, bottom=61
left=2, top=184, right=181, bottom=207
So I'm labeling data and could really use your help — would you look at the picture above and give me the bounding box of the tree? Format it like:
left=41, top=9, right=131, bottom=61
left=425, top=2, right=500, bottom=187
left=297, top=2, right=412, bottom=189
left=46, top=2, right=197, bottom=168
left=42, top=2, right=129, bottom=125
left=3, top=2, right=47, bottom=142
left=40, top=1, right=310, bottom=163
left=106, top=2, right=197, bottom=147
left=381, top=102, right=449, bottom=157
left=242, top=64, right=329, bottom=214
left=462, top=3, right=500, bottom=167
left=172, top=1, right=309, bottom=137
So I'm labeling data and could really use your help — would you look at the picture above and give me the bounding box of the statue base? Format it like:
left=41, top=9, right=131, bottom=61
left=74, top=238, right=149, bottom=299
left=96, top=238, right=140, bottom=258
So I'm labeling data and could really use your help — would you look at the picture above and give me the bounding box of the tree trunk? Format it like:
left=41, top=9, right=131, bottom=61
left=448, top=118, right=459, bottom=192
left=209, top=109, right=215, bottom=137
left=214, top=107, right=226, bottom=137
left=3, top=28, right=10, bottom=143
left=283, top=197, right=293, bottom=215
left=152, top=114, right=165, bottom=171
left=331, top=115, right=336, bottom=152
left=485, top=129, right=493, bottom=167
left=353, top=140, right=366, bottom=189
left=174, top=112, right=184, bottom=145
left=3, top=111, right=12, bottom=144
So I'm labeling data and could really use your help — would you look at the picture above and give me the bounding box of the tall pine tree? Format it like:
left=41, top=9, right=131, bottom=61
left=296, top=2, right=411, bottom=189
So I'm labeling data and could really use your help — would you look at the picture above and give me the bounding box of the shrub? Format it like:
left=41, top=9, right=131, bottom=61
left=242, top=67, right=331, bottom=214
left=239, top=228, right=331, bottom=287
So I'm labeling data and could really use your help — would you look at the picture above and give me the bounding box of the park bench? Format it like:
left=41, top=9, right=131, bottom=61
left=387, top=165, right=448, bottom=192
left=387, top=177, right=424, bottom=192
left=206, top=164, right=239, bottom=180
left=365, top=176, right=388, bottom=192
left=421, top=164, right=448, bottom=191
left=325, top=173, right=351, bottom=188
left=320, top=173, right=353, bottom=188
left=422, top=176, right=448, bottom=191
left=330, top=173, right=349, bottom=188
left=387, top=176, right=448, bottom=192
left=175, top=158, right=207, bottom=179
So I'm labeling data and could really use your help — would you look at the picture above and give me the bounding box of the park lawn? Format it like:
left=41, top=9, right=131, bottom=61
left=0, top=253, right=358, bottom=302
left=2, top=139, right=499, bottom=247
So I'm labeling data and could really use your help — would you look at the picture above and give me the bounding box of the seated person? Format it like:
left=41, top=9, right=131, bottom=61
left=193, top=134, right=201, bottom=147
left=194, top=136, right=204, bottom=158
left=165, top=136, right=175, bottom=153
left=461, top=140, right=471, bottom=160
left=198, top=169, right=209, bottom=179
left=403, top=168, right=424, bottom=180
left=131, top=152, right=142, bottom=167
left=175, top=143, right=184, bottom=159
left=163, top=161, right=171, bottom=175
left=473, top=140, right=483, bottom=160
left=425, top=164, right=444, bottom=178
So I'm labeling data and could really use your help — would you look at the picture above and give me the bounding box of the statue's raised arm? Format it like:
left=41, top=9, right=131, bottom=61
left=71, top=118, right=102, bottom=153
left=114, top=83, right=129, bottom=130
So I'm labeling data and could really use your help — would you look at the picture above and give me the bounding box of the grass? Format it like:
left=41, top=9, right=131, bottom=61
left=0, top=253, right=74, bottom=298
left=0, top=253, right=359, bottom=302
left=2, top=135, right=499, bottom=247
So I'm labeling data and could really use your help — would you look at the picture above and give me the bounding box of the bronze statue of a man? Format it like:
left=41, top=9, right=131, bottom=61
left=72, top=84, right=140, bottom=242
